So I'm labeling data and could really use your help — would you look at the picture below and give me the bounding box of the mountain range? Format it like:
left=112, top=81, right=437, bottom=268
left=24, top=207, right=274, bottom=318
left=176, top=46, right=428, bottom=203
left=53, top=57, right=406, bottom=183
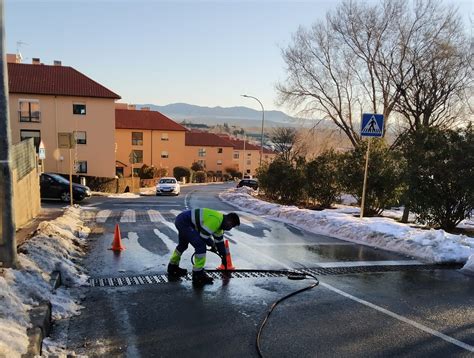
left=136, top=103, right=299, bottom=128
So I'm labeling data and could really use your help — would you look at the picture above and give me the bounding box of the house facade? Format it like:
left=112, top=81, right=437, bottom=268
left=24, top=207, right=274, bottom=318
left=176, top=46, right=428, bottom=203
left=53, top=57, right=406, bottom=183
left=115, top=106, right=188, bottom=177
left=7, top=56, right=120, bottom=178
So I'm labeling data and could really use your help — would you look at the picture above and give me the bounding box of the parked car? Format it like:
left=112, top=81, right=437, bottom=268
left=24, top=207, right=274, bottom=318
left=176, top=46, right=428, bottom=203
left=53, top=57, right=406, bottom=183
left=156, top=177, right=180, bottom=196
left=40, top=173, right=91, bottom=202
left=237, top=179, right=258, bottom=190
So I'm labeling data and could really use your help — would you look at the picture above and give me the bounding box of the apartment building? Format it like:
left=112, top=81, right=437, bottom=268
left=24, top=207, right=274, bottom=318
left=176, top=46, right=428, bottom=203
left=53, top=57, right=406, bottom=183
left=223, top=136, right=276, bottom=176
left=184, top=131, right=235, bottom=174
left=115, top=106, right=188, bottom=177
left=7, top=55, right=121, bottom=178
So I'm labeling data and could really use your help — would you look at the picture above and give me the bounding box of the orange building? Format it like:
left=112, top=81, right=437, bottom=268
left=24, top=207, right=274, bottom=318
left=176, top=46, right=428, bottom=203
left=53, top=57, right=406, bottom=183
left=184, top=131, right=235, bottom=174
left=115, top=106, right=188, bottom=177
left=7, top=56, right=120, bottom=178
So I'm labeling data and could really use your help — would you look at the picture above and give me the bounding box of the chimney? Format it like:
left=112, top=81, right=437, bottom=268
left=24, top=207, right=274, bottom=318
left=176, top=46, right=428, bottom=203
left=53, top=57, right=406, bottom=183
left=128, top=104, right=136, bottom=110
left=53, top=60, right=62, bottom=66
left=141, top=106, right=150, bottom=111
left=32, top=58, right=40, bottom=65
left=6, top=54, right=19, bottom=63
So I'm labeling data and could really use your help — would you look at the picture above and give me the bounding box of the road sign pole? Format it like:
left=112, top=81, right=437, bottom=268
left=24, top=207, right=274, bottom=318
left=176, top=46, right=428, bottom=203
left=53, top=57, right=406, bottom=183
left=69, top=148, right=73, bottom=206
left=360, top=138, right=371, bottom=218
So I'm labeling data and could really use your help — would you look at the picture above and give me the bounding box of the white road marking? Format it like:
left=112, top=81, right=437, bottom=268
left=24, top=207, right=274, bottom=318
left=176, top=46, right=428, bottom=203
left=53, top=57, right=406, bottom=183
left=169, top=209, right=181, bottom=217
left=120, top=209, right=136, bottom=223
left=316, top=260, right=424, bottom=268
left=184, top=189, right=197, bottom=210
left=148, top=210, right=178, bottom=233
left=96, top=209, right=111, bottom=223
left=153, top=229, right=177, bottom=252
left=320, top=282, right=474, bottom=352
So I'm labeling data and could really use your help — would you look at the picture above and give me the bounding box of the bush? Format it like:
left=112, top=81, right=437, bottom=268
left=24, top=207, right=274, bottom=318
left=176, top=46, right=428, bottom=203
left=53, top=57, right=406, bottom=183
left=257, top=158, right=306, bottom=204
left=138, top=164, right=155, bottom=179
left=401, top=126, right=473, bottom=231
left=194, top=171, right=206, bottom=183
left=306, top=150, right=341, bottom=208
left=173, top=166, right=191, bottom=182
left=225, top=167, right=240, bottom=178
left=337, top=140, right=405, bottom=216
left=191, top=161, right=204, bottom=172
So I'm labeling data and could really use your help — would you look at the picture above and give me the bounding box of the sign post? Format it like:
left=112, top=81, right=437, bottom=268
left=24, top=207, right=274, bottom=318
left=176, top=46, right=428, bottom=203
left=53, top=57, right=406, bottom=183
left=38, top=140, right=46, bottom=173
left=360, top=113, right=384, bottom=218
left=58, top=133, right=75, bottom=206
left=129, top=151, right=138, bottom=193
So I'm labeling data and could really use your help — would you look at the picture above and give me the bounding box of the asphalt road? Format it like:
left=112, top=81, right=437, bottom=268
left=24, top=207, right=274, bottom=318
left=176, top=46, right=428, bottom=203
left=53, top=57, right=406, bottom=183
left=57, top=184, right=473, bottom=357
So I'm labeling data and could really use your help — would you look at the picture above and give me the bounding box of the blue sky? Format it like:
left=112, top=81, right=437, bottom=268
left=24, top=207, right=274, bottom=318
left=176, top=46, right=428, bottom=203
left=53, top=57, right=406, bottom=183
left=5, top=0, right=472, bottom=112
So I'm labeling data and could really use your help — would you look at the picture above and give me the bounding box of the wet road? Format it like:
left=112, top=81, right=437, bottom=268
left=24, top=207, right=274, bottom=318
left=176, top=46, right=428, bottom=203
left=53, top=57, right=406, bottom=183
left=62, top=184, right=474, bottom=357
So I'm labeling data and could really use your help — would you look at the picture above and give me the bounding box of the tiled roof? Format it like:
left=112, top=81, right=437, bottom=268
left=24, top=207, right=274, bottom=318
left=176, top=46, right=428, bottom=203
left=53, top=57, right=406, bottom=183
left=115, top=109, right=187, bottom=131
left=8, top=63, right=121, bottom=99
left=185, top=131, right=234, bottom=147
left=225, top=137, right=275, bottom=154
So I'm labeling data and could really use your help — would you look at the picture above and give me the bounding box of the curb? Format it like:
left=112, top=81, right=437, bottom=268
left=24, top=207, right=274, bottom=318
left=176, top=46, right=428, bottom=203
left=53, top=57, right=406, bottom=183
left=22, top=270, right=61, bottom=357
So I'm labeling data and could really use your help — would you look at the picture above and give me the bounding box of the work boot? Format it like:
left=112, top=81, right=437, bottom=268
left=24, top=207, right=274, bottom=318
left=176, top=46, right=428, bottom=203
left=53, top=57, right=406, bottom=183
left=167, top=263, right=188, bottom=277
left=192, top=270, right=214, bottom=286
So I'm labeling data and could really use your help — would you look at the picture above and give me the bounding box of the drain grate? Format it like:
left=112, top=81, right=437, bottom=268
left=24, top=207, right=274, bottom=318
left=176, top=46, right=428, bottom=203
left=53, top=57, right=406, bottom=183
left=87, top=264, right=460, bottom=287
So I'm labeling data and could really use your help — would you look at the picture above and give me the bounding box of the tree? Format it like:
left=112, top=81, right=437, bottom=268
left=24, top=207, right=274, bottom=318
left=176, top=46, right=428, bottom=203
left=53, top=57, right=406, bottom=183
left=305, top=150, right=341, bottom=208
left=271, top=127, right=307, bottom=162
left=400, top=126, right=473, bottom=231
left=191, top=161, right=204, bottom=172
left=225, top=167, right=240, bottom=178
left=173, top=166, right=191, bottom=182
left=194, top=171, right=206, bottom=183
left=337, top=140, right=405, bottom=216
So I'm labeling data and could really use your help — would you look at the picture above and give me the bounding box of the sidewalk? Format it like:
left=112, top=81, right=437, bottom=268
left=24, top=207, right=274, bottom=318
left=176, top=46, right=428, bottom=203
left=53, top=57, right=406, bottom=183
left=16, top=206, right=64, bottom=246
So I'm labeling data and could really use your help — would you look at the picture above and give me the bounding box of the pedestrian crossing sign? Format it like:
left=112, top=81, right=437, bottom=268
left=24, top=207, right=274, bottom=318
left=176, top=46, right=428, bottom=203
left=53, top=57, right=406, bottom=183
left=361, top=113, right=384, bottom=137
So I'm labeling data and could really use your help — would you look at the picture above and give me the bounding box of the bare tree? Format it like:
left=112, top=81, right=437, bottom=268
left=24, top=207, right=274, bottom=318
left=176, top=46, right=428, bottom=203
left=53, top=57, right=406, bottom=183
left=271, top=127, right=307, bottom=162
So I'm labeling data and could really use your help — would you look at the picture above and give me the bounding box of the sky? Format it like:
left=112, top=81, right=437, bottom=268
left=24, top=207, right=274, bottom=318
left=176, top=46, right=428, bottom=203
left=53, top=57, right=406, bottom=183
left=5, top=0, right=472, bottom=112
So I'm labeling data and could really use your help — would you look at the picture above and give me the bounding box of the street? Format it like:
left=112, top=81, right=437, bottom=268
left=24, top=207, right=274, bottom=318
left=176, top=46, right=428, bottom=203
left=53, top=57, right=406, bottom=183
left=61, top=184, right=473, bottom=357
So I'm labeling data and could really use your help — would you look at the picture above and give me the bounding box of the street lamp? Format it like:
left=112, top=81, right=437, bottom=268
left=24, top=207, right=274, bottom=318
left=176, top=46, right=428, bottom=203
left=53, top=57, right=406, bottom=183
left=241, top=94, right=265, bottom=167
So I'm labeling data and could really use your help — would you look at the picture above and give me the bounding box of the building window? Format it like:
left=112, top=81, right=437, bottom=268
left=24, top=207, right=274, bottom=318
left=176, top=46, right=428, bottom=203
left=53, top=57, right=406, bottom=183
left=247, top=160, right=251, bottom=165
left=217, top=148, right=223, bottom=154
left=161, top=133, right=169, bottom=141
left=20, top=130, right=41, bottom=151
left=247, top=153, right=251, bottom=157
left=198, top=160, right=206, bottom=168
left=132, top=150, right=143, bottom=163
left=73, top=104, right=86, bottom=115
left=132, top=132, right=143, bottom=146
left=75, top=131, right=87, bottom=145
left=233, top=151, right=239, bottom=159
left=217, top=160, right=222, bottom=165
left=116, top=167, right=124, bottom=177
left=133, top=168, right=140, bottom=176
left=76, top=161, right=87, bottom=174
left=198, top=148, right=206, bottom=157
left=161, top=151, right=169, bottom=158
left=19, top=100, right=40, bottom=122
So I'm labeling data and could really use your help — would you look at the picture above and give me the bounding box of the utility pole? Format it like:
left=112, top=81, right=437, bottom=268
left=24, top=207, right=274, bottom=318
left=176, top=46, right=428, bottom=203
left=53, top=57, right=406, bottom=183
left=0, top=1, right=18, bottom=268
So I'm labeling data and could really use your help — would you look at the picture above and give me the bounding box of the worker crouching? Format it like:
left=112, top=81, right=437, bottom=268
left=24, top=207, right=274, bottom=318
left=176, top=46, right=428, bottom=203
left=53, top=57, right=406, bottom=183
left=168, top=208, right=240, bottom=286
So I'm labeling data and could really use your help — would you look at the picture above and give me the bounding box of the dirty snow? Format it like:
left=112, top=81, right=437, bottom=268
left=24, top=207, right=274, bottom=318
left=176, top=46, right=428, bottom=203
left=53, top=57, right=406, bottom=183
left=220, top=187, right=474, bottom=268
left=0, top=206, right=90, bottom=357
left=108, top=192, right=140, bottom=199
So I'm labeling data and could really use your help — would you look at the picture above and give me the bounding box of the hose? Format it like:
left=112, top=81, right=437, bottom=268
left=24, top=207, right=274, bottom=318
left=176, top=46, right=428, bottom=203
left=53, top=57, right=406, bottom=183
left=190, top=250, right=320, bottom=358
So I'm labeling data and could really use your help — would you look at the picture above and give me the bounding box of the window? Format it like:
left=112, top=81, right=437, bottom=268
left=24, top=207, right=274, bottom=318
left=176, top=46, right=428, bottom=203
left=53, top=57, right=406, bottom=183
left=217, top=160, right=222, bottom=165
left=132, top=150, right=143, bottom=163
left=233, top=151, right=239, bottom=159
left=198, top=148, right=206, bottom=157
left=247, top=153, right=251, bottom=157
left=217, top=148, right=223, bottom=154
left=161, top=151, right=169, bottom=158
left=20, top=130, right=41, bottom=151
left=133, top=168, right=140, bottom=176
left=116, top=167, right=124, bottom=177
left=73, top=103, right=86, bottom=115
left=19, top=100, right=40, bottom=122
left=247, top=160, right=251, bottom=165
left=76, top=161, right=87, bottom=174
left=198, top=160, right=206, bottom=168
left=161, top=133, right=169, bottom=141
left=132, top=132, right=143, bottom=145
left=75, top=131, right=87, bottom=145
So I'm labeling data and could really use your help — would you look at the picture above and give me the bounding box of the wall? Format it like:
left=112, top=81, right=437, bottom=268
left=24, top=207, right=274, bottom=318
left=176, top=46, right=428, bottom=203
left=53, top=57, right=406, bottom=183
left=232, top=149, right=276, bottom=176
left=9, top=93, right=117, bottom=178
left=185, top=145, right=234, bottom=173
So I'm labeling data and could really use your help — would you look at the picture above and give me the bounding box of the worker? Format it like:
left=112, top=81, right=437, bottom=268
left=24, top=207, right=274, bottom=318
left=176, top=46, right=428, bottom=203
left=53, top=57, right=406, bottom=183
left=168, top=208, right=240, bottom=285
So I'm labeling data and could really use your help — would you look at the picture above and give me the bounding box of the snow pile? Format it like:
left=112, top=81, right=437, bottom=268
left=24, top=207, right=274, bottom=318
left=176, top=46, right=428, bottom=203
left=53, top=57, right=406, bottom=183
left=461, top=255, right=474, bottom=276
left=220, top=188, right=474, bottom=266
left=108, top=192, right=140, bottom=198
left=140, top=187, right=156, bottom=196
left=0, top=206, right=90, bottom=357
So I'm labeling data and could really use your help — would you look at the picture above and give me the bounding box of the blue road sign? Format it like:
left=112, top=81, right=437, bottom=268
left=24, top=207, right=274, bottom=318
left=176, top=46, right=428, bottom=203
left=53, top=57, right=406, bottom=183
left=361, top=113, right=384, bottom=137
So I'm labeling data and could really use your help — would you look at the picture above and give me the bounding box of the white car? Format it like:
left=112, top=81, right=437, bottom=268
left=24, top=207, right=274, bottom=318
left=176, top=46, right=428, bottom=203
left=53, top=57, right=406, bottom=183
left=156, top=177, right=180, bottom=196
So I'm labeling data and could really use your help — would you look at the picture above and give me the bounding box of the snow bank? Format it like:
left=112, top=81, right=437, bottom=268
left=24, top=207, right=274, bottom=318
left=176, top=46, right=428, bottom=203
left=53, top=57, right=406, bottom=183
left=0, top=206, right=90, bottom=357
left=220, top=188, right=474, bottom=265
left=108, top=192, right=140, bottom=198
left=461, top=255, right=474, bottom=276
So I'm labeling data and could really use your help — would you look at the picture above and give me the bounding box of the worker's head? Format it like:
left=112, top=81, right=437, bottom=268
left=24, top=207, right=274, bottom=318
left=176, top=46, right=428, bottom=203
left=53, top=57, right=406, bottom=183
left=222, top=212, right=240, bottom=231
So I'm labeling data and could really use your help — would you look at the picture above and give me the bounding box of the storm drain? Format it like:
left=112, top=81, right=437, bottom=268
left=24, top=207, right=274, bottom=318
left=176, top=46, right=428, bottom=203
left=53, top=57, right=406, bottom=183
left=87, top=264, right=460, bottom=287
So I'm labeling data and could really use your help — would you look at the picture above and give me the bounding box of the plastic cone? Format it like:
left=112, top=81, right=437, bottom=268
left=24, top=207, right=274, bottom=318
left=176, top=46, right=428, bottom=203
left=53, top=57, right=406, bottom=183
left=110, top=224, right=125, bottom=252
left=217, top=239, right=235, bottom=270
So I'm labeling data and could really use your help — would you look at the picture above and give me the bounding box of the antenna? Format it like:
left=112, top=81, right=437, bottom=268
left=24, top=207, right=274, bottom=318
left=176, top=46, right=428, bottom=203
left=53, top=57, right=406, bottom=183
left=16, top=41, right=28, bottom=63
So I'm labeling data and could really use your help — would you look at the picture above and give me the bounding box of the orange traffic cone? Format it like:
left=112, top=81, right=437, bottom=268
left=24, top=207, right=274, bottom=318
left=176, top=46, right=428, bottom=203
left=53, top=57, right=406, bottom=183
left=110, top=224, right=125, bottom=252
left=217, top=239, right=235, bottom=270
